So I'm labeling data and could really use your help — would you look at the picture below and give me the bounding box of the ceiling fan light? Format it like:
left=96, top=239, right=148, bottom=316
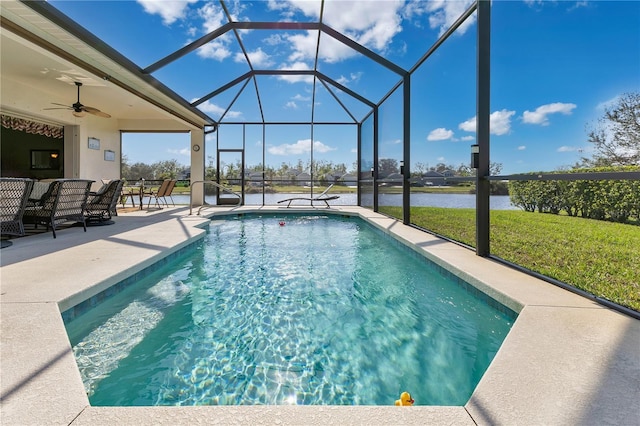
left=72, top=110, right=86, bottom=117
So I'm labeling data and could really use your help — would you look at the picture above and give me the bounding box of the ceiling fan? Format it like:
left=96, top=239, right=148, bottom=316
left=45, top=81, right=111, bottom=118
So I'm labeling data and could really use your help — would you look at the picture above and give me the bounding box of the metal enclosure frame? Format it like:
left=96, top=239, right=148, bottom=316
left=19, top=0, right=640, bottom=264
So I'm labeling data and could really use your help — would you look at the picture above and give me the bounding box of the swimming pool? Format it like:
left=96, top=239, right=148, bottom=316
left=64, top=213, right=516, bottom=406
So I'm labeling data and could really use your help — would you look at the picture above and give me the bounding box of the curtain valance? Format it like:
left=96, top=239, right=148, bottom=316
left=1, top=114, right=64, bottom=139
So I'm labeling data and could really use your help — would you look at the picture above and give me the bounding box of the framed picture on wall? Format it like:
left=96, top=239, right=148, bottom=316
left=88, top=137, right=100, bottom=150
left=104, top=150, right=116, bottom=161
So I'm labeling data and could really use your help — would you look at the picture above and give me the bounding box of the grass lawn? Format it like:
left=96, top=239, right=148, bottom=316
left=379, top=206, right=640, bottom=313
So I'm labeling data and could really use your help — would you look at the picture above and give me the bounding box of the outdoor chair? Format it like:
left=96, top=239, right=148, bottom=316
left=0, top=178, right=34, bottom=241
left=27, top=180, right=54, bottom=206
left=277, top=184, right=340, bottom=208
left=85, top=179, right=124, bottom=223
left=142, top=179, right=171, bottom=209
left=161, top=179, right=177, bottom=207
left=120, top=185, right=137, bottom=208
left=23, top=179, right=93, bottom=238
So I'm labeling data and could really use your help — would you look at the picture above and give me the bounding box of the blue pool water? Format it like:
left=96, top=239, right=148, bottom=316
left=64, top=214, right=515, bottom=406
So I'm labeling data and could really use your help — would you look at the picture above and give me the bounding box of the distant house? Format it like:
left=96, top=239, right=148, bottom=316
left=340, top=173, right=357, bottom=186
left=323, top=173, right=342, bottom=183
left=381, top=172, right=404, bottom=186
left=323, top=172, right=357, bottom=186
left=295, top=172, right=311, bottom=186
left=422, top=170, right=446, bottom=186
left=247, top=172, right=264, bottom=186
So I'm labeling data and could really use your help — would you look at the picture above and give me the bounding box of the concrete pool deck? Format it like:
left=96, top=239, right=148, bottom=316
left=1, top=206, right=638, bottom=425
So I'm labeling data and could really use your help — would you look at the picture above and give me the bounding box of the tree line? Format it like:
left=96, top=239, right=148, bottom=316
left=123, top=91, right=638, bottom=204
left=122, top=155, right=496, bottom=183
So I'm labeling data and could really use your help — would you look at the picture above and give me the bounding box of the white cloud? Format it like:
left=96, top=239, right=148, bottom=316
left=517, top=145, right=526, bottom=151
left=274, top=0, right=477, bottom=64
left=490, top=109, right=516, bottom=135
left=325, top=2, right=403, bottom=51
left=286, top=31, right=358, bottom=64
left=234, top=48, right=273, bottom=67
left=268, top=139, right=336, bottom=156
left=427, top=127, right=454, bottom=141
left=405, top=0, right=476, bottom=37
left=264, top=33, right=287, bottom=46
left=137, top=0, right=197, bottom=25
left=524, top=0, right=544, bottom=7
left=197, top=42, right=231, bottom=61
left=198, top=2, right=225, bottom=33
left=186, top=26, right=198, bottom=37
left=557, top=146, right=579, bottom=152
left=276, top=62, right=314, bottom=83
left=195, top=3, right=233, bottom=61
left=167, top=148, right=191, bottom=157
left=522, top=102, right=577, bottom=126
left=266, top=0, right=291, bottom=13
left=568, top=1, right=589, bottom=11
left=461, top=135, right=475, bottom=141
left=285, top=101, right=298, bottom=109
left=596, top=96, right=619, bottom=111
left=526, top=0, right=588, bottom=12
left=273, top=1, right=404, bottom=63
left=268, top=0, right=319, bottom=18
left=459, top=109, right=516, bottom=136
left=459, top=116, right=476, bottom=132
left=195, top=100, right=242, bottom=118
left=336, top=72, right=363, bottom=87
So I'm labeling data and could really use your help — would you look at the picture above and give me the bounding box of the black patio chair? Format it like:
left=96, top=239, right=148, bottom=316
left=23, top=179, right=93, bottom=238
left=85, top=179, right=124, bottom=223
left=0, top=178, right=34, bottom=242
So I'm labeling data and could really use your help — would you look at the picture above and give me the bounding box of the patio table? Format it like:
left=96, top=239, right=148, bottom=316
left=125, top=179, right=153, bottom=210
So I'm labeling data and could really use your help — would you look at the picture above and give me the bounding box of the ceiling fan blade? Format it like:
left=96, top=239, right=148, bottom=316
left=43, top=106, right=72, bottom=111
left=46, top=82, right=111, bottom=118
left=83, top=106, right=111, bottom=118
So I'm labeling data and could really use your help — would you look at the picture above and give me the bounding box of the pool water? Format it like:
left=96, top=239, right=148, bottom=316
left=65, top=214, right=515, bottom=406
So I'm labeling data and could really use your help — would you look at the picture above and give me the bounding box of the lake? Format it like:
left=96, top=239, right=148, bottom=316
left=169, top=192, right=518, bottom=210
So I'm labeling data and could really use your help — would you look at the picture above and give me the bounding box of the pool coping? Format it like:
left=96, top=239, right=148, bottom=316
left=1, top=206, right=639, bottom=425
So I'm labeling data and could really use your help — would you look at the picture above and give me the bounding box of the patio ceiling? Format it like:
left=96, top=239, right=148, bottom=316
left=0, top=0, right=215, bottom=128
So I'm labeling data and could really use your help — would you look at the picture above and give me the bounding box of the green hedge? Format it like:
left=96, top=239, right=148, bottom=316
left=509, top=166, right=640, bottom=224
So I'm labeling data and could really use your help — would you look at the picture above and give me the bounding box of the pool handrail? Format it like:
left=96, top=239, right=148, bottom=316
left=189, top=180, right=242, bottom=215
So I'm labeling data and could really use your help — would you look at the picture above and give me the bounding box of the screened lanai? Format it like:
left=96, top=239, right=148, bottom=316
left=38, top=0, right=492, bottom=244
left=3, top=0, right=639, bottom=315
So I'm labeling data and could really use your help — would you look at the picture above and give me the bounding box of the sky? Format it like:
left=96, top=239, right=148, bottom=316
left=51, top=0, right=640, bottom=175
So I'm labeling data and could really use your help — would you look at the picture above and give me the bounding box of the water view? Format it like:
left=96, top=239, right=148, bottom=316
left=169, top=193, right=517, bottom=210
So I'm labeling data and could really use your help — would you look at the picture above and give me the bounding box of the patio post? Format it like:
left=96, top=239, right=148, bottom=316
left=190, top=128, right=205, bottom=206
left=476, top=0, right=491, bottom=256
